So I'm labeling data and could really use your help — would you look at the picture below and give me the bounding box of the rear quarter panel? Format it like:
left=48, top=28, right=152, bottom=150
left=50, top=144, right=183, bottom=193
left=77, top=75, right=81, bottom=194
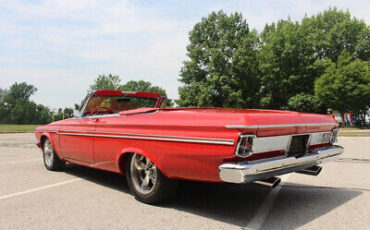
left=94, top=115, right=239, bottom=182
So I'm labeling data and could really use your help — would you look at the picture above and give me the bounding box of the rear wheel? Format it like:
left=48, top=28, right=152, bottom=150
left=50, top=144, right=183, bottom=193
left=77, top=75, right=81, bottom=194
left=43, top=138, right=65, bottom=171
left=126, top=153, right=177, bottom=204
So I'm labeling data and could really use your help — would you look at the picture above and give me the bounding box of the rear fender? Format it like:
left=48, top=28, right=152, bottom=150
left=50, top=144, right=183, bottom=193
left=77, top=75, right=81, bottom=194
left=117, top=147, right=165, bottom=176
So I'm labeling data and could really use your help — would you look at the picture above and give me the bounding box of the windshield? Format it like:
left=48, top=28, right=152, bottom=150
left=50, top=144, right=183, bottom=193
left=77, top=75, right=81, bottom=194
left=83, top=95, right=158, bottom=116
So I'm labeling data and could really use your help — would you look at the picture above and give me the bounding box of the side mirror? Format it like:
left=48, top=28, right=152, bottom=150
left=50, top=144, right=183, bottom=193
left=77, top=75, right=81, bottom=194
left=73, top=110, right=80, bottom=118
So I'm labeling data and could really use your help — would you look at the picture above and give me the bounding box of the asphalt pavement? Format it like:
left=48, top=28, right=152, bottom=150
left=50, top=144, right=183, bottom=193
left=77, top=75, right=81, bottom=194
left=0, top=133, right=369, bottom=230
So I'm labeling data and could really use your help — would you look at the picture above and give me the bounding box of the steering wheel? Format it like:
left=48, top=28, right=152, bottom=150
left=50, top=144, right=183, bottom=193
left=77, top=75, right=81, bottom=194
left=90, top=106, right=113, bottom=115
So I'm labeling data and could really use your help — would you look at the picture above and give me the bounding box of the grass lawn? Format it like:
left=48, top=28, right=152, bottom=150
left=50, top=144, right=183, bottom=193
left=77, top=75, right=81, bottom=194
left=0, top=124, right=40, bottom=133
left=339, top=127, right=370, bottom=136
left=339, top=131, right=370, bottom=136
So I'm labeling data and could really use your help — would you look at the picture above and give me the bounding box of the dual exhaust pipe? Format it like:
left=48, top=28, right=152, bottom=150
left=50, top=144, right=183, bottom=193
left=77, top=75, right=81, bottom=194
left=254, top=176, right=281, bottom=188
left=296, top=165, right=322, bottom=176
left=254, top=165, right=322, bottom=188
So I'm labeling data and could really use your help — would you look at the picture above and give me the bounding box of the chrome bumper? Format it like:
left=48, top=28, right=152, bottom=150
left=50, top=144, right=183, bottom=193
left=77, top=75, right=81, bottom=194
left=219, top=145, right=343, bottom=184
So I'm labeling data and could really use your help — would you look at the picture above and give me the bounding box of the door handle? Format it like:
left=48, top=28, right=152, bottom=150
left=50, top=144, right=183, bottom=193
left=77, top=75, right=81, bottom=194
left=92, top=118, right=99, bottom=122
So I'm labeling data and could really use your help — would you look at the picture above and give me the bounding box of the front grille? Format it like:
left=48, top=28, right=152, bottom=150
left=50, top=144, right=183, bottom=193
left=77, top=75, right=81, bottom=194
left=287, top=135, right=309, bottom=157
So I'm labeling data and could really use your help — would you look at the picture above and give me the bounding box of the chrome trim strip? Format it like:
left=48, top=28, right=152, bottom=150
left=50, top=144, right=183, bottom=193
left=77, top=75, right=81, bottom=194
left=78, top=93, right=93, bottom=119
left=57, top=132, right=235, bottom=146
left=310, top=132, right=332, bottom=145
left=226, top=123, right=338, bottom=129
left=83, top=114, right=120, bottom=119
left=219, top=145, right=344, bottom=183
left=251, top=135, right=290, bottom=154
left=35, top=130, right=58, bottom=133
left=58, top=130, right=233, bottom=143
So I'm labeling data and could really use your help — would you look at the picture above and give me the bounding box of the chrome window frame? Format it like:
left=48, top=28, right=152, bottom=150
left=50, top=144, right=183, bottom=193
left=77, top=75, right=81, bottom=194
left=77, top=92, right=160, bottom=119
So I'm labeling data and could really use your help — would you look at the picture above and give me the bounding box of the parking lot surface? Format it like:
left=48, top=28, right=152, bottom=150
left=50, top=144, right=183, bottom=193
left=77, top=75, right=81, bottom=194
left=0, top=133, right=369, bottom=230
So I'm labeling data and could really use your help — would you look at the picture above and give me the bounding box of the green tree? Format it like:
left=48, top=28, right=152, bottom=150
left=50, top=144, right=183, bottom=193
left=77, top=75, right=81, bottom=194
left=177, top=11, right=260, bottom=108
left=4, top=82, right=37, bottom=109
left=301, top=7, right=369, bottom=62
left=315, top=51, right=370, bottom=119
left=1, top=82, right=53, bottom=124
left=89, top=74, right=121, bottom=91
left=54, top=107, right=74, bottom=121
left=54, top=108, right=63, bottom=121
left=0, top=88, right=8, bottom=122
left=287, top=93, right=323, bottom=113
left=258, top=19, right=315, bottom=109
left=34, top=104, right=52, bottom=124
left=10, top=99, right=37, bottom=124
left=258, top=8, right=369, bottom=111
left=121, top=80, right=174, bottom=107
left=64, top=108, right=74, bottom=118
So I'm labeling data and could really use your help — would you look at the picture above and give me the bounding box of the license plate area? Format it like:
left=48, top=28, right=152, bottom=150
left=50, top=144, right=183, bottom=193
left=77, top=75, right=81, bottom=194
left=287, top=134, right=310, bottom=157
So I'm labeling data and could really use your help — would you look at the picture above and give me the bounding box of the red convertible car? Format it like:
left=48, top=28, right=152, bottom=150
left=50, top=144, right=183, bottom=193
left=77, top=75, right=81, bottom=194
left=35, top=90, right=343, bottom=204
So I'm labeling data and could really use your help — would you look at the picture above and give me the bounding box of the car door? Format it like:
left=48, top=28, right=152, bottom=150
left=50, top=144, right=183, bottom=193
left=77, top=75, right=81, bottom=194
left=92, top=115, right=125, bottom=172
left=58, top=117, right=97, bottom=164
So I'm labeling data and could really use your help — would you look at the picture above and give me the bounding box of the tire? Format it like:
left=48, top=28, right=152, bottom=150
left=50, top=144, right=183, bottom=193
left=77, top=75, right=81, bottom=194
left=126, top=153, right=177, bottom=204
left=42, top=138, right=65, bottom=171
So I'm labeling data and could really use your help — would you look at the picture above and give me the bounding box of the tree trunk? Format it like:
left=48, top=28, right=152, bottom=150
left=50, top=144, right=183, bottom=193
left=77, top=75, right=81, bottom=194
left=340, top=112, right=346, bottom=126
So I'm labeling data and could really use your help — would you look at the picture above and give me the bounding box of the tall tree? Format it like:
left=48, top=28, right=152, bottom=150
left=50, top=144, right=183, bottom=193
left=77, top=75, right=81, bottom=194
left=4, top=82, right=37, bottom=109
left=10, top=99, right=37, bottom=124
left=301, top=7, right=369, bottom=62
left=315, top=51, right=370, bottom=119
left=121, top=80, right=173, bottom=107
left=0, top=88, right=8, bottom=122
left=89, top=74, right=121, bottom=91
left=258, top=8, right=369, bottom=111
left=258, top=19, right=314, bottom=109
left=34, top=104, right=52, bottom=124
left=177, top=11, right=260, bottom=108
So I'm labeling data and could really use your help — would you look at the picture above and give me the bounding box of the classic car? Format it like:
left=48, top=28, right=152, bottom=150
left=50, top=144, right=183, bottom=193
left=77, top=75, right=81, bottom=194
left=35, top=90, right=343, bottom=204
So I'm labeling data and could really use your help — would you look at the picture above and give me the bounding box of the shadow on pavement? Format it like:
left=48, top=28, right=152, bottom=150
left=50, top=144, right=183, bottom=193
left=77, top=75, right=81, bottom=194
left=63, top=164, right=361, bottom=228
left=260, top=182, right=362, bottom=230
left=64, top=163, right=130, bottom=193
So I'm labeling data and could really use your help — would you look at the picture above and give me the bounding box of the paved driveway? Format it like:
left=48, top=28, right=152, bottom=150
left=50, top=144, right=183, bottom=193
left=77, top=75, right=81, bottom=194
left=0, top=134, right=369, bottom=229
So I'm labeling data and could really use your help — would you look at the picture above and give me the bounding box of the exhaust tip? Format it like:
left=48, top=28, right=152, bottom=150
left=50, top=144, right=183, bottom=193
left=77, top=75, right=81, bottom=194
left=254, top=176, right=281, bottom=188
left=296, top=165, right=322, bottom=176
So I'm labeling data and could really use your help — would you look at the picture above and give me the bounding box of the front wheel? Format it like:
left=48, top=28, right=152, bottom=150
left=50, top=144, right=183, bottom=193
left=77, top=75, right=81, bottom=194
left=126, top=153, right=177, bottom=204
left=42, top=138, right=65, bottom=171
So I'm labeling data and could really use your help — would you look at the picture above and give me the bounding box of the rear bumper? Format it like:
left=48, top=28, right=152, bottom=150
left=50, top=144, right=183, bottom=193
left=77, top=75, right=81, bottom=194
left=219, top=145, right=343, bottom=184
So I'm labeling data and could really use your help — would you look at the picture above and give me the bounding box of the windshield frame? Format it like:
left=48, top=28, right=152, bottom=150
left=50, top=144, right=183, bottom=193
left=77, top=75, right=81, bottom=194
left=77, top=91, right=164, bottom=119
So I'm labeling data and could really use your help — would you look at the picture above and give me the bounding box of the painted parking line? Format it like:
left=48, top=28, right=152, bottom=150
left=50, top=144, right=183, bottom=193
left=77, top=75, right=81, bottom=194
left=0, top=178, right=82, bottom=200
left=245, top=175, right=289, bottom=230
left=0, top=158, right=41, bottom=165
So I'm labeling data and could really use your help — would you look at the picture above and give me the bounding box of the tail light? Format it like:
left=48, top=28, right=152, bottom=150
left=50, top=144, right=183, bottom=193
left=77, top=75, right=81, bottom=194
left=330, top=128, right=338, bottom=144
left=235, top=135, right=255, bottom=158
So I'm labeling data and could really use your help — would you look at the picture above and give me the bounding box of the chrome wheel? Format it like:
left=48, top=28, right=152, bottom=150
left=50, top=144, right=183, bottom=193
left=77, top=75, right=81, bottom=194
left=41, top=138, right=65, bottom=171
left=130, top=154, right=158, bottom=195
left=43, top=140, right=54, bottom=167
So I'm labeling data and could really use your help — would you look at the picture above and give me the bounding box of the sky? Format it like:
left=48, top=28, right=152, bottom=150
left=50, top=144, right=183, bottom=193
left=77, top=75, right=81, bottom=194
left=0, top=0, right=369, bottom=109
